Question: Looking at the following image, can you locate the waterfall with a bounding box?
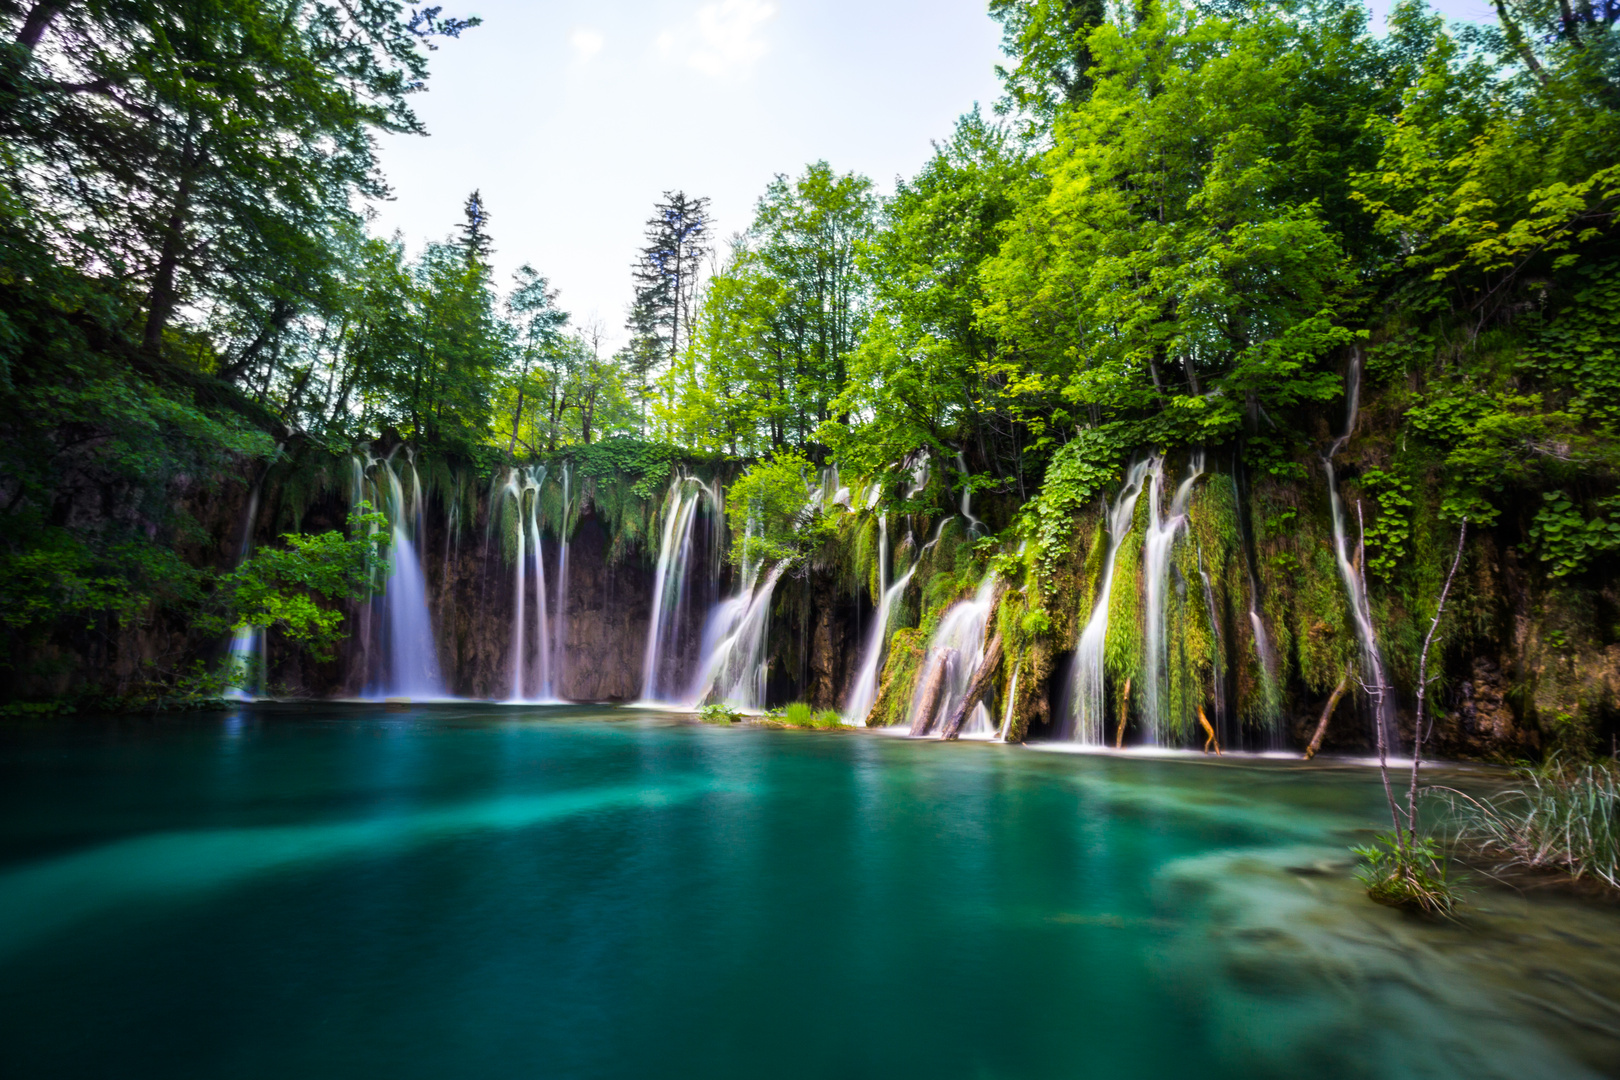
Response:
[223,483,265,701]
[906,575,998,737]
[503,465,552,702]
[1140,453,1204,745]
[1068,460,1152,745]
[820,464,851,510]
[842,516,918,725]
[640,476,715,702]
[361,449,446,700]
[1324,349,1395,748]
[996,661,1021,742]
[955,451,985,537]
[1230,474,1282,728]
[553,462,571,695]
[687,552,786,710]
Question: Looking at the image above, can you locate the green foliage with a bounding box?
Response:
[1359,468,1415,581]
[698,702,741,724]
[221,507,389,661]
[1020,428,1128,581]
[727,450,820,567]
[765,702,843,729]
[1530,492,1620,578]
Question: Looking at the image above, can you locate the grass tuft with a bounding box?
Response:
[1438,756,1620,890]
[766,702,844,729]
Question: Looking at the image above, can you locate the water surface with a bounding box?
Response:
[1,704,1616,1078]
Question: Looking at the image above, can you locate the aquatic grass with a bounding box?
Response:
[765,702,844,729]
[1436,757,1620,890]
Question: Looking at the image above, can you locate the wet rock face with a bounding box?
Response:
[552,514,657,702]
[1455,657,1522,751]
[412,504,660,701]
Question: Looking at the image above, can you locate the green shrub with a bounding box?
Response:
[698,702,741,724]
[1353,832,1462,916]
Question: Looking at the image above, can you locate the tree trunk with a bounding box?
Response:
[16,1,67,52]
[1305,669,1351,759]
[908,651,950,737]
[142,128,202,353]
[941,629,1004,740]
[1198,706,1222,755]
[1114,677,1132,748]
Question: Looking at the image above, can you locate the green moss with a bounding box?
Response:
[868,626,928,728]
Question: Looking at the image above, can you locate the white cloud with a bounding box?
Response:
[569,27,605,61]
[659,0,777,78]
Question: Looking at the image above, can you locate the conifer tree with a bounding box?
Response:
[626,191,712,419]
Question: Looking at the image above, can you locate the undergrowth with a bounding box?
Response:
[1352,833,1463,916]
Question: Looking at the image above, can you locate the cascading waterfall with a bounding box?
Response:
[363,449,445,699]
[906,574,998,737]
[639,476,715,702]
[223,484,266,701]
[1069,460,1152,745]
[996,661,1021,742]
[955,451,985,537]
[1323,349,1396,749]
[842,516,918,725]
[553,462,571,694]
[1232,475,1283,729]
[503,464,552,702]
[687,529,785,709]
[1140,453,1205,745]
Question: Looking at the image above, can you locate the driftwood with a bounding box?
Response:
[941,630,1004,740]
[1114,678,1132,748]
[1198,706,1222,755]
[908,651,951,737]
[1304,668,1352,760]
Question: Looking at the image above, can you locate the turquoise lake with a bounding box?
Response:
[1,704,1617,1078]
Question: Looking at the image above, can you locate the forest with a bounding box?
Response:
[2,0,1619,774]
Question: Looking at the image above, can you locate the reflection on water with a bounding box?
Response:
[0,705,1615,1079]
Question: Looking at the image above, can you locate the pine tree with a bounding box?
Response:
[459,189,494,264]
[626,190,712,395]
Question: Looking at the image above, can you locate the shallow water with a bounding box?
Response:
[0,704,1616,1078]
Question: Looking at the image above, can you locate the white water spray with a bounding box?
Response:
[843,516,918,725]
[553,462,571,695]
[356,448,445,700]
[639,477,715,702]
[1325,349,1396,748]
[1140,453,1204,745]
[1069,460,1151,745]
[502,465,552,702]
[996,662,1021,742]
[906,575,998,737]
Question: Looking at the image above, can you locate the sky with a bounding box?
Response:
[369,0,1500,350]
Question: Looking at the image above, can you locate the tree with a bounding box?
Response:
[828,109,1035,492]
[627,190,712,417]
[459,189,495,264]
[0,0,478,373]
[989,0,1110,127]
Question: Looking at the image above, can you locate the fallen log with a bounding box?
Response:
[1198,705,1222,755]
[907,650,951,737]
[1114,678,1132,748]
[941,630,1004,740]
[1304,668,1352,760]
